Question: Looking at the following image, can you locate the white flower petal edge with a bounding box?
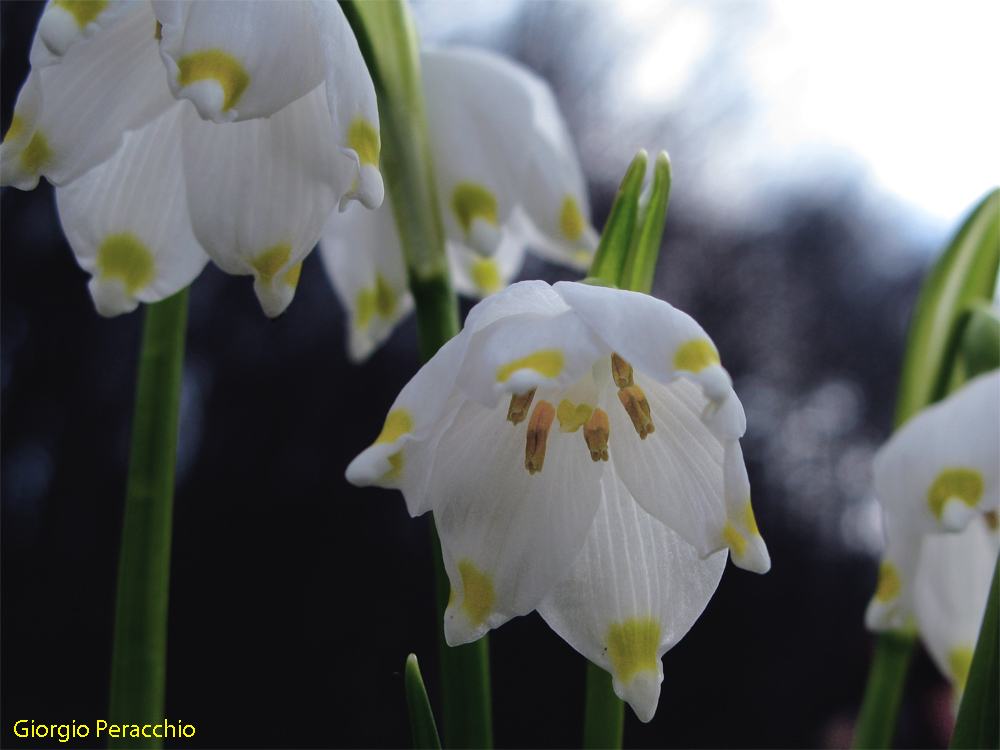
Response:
[32,0,142,67]
[179,84,346,317]
[347,281,768,722]
[318,194,414,362]
[55,103,208,316]
[538,470,727,722]
[421,47,596,267]
[865,370,1000,693]
[873,370,1000,534]
[2,2,175,190]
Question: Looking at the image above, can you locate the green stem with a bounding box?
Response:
[950,554,1000,749]
[431,523,494,749]
[854,631,916,749]
[583,661,624,750]
[107,289,188,749]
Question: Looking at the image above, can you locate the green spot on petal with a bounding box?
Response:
[3,113,24,144]
[177,49,250,112]
[559,195,584,241]
[54,0,108,28]
[375,409,413,445]
[673,338,720,373]
[348,117,380,167]
[283,261,302,289]
[949,645,974,691]
[928,468,984,520]
[873,561,901,603]
[496,350,564,384]
[457,560,494,628]
[250,243,292,285]
[722,522,747,557]
[97,233,156,295]
[354,274,396,331]
[20,129,53,174]
[471,257,502,295]
[606,618,661,684]
[451,183,498,236]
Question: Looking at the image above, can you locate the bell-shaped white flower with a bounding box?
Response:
[319,46,598,361]
[347,280,769,721]
[2,0,382,318]
[865,370,1000,695]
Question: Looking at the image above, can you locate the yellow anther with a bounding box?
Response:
[611,353,634,389]
[506,389,536,426]
[556,399,595,433]
[583,408,610,462]
[874,561,901,603]
[618,385,654,439]
[525,400,556,475]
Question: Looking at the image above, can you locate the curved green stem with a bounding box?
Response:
[108,289,188,749]
[854,631,916,749]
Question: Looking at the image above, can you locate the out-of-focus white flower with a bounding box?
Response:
[2,0,382,318]
[319,47,598,361]
[347,280,769,721]
[866,370,1000,695]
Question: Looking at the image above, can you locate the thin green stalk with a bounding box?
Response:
[950,554,1000,749]
[341,3,489,746]
[430,523,493,749]
[620,152,672,295]
[405,654,443,750]
[108,289,188,749]
[583,661,624,750]
[854,631,917,749]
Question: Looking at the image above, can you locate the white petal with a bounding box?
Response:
[54,103,208,316]
[1,70,44,189]
[31,0,141,67]
[309,0,383,209]
[462,279,572,334]
[874,370,1000,534]
[421,47,537,254]
[555,281,737,403]
[180,84,348,317]
[430,396,605,645]
[913,514,999,692]
[3,2,175,188]
[865,512,923,631]
[153,0,325,123]
[345,335,472,516]
[603,371,730,560]
[446,231,526,299]
[538,470,726,723]
[318,193,413,362]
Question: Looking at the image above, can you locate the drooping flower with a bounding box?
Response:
[319,47,598,361]
[347,280,769,721]
[2,0,382,318]
[866,370,1000,695]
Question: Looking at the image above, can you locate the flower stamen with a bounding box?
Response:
[611,353,634,389]
[525,400,555,475]
[507,388,536,426]
[583,408,610,462]
[619,385,654,439]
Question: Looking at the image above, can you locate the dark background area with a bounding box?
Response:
[2,1,988,747]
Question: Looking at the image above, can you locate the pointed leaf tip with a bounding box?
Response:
[404,653,442,750]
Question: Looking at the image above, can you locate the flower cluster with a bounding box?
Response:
[2,0,382,317]
[320,47,598,360]
[866,370,999,695]
[348,280,769,721]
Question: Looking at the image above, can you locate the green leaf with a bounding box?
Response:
[944,303,1000,392]
[405,654,443,750]
[620,151,672,295]
[895,188,999,427]
[588,150,648,288]
[108,289,189,749]
[950,555,999,750]
[853,630,917,749]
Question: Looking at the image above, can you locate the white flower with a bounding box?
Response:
[347,280,769,721]
[319,47,598,361]
[1,0,382,318]
[866,370,1000,694]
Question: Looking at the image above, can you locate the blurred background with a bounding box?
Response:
[2,1,998,747]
